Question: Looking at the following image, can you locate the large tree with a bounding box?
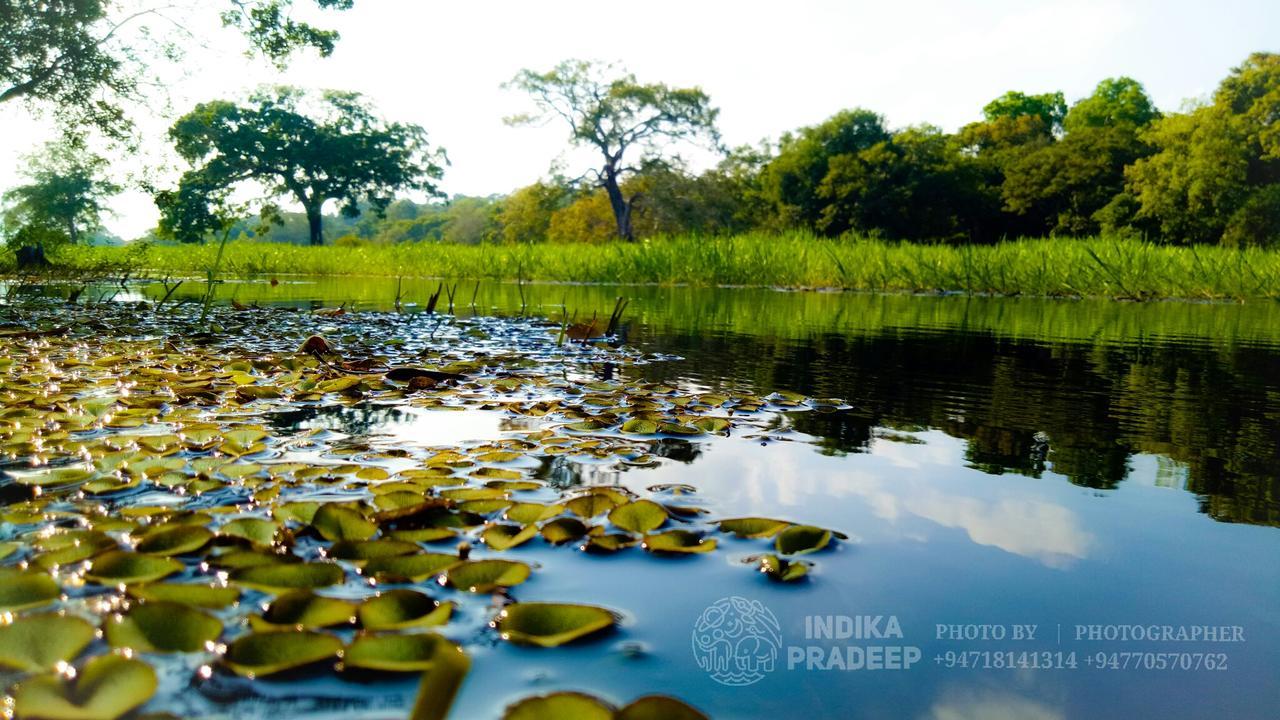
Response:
[0,0,354,139]
[2,136,119,245]
[164,86,445,245]
[505,60,720,241]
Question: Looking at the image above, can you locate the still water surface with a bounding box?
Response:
[134,278,1280,719]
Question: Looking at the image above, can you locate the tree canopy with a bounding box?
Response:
[1,136,119,246]
[161,87,445,245]
[505,59,721,241]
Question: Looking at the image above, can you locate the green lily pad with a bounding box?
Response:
[135,526,213,556]
[249,590,356,631]
[12,466,95,488]
[127,583,241,609]
[643,530,716,554]
[758,554,810,582]
[230,562,345,592]
[540,518,588,544]
[565,493,619,518]
[312,504,378,542]
[105,601,223,652]
[692,417,730,434]
[505,503,563,524]
[363,553,460,582]
[358,590,452,630]
[620,418,660,435]
[13,654,157,720]
[482,523,539,551]
[86,551,183,585]
[329,539,419,562]
[0,613,95,672]
[617,695,709,720]
[495,603,615,647]
[386,527,458,543]
[222,631,343,677]
[502,692,614,720]
[583,533,639,553]
[445,560,531,593]
[0,569,61,610]
[608,500,667,534]
[219,517,279,547]
[273,502,321,525]
[775,525,831,555]
[344,632,448,672]
[717,517,790,539]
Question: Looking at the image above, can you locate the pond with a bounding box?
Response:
[3,277,1279,720]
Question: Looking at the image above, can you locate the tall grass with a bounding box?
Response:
[29,232,1280,300]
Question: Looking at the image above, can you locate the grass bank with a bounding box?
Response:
[23,233,1280,299]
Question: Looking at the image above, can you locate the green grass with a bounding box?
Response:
[20,232,1280,300]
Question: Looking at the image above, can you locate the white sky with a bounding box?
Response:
[2,0,1277,238]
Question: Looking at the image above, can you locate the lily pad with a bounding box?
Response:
[583,533,639,553]
[105,601,223,652]
[328,539,419,562]
[717,517,790,539]
[505,503,563,524]
[565,493,620,518]
[363,553,460,582]
[617,695,709,720]
[135,525,213,556]
[445,560,531,592]
[775,525,831,555]
[359,590,452,630]
[495,603,615,647]
[222,630,343,677]
[758,554,810,582]
[312,504,378,542]
[620,418,660,435]
[230,562,345,592]
[643,530,716,554]
[219,517,279,547]
[608,500,667,534]
[343,632,448,672]
[0,569,61,610]
[127,583,241,609]
[86,551,183,585]
[540,518,588,544]
[250,590,356,631]
[13,654,157,720]
[0,613,95,672]
[502,692,614,720]
[482,523,539,551]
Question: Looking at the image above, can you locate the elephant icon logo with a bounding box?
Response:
[691,596,782,686]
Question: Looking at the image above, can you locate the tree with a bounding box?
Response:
[0,0,354,139]
[2,136,119,246]
[505,60,721,241]
[164,87,446,245]
[981,90,1068,135]
[1126,53,1280,245]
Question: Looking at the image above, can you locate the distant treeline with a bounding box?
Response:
[228,53,1279,248]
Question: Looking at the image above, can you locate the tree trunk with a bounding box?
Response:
[305,201,324,246]
[602,168,634,241]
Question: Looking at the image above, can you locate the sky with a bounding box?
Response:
[2,0,1277,239]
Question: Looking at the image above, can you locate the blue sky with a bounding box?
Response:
[2,0,1276,237]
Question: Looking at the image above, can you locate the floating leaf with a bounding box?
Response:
[407,636,470,720]
[0,613,94,672]
[502,692,614,720]
[620,418,659,435]
[230,562,345,592]
[482,523,538,551]
[495,603,615,647]
[565,493,619,518]
[505,503,562,524]
[583,533,639,553]
[363,553,460,582]
[540,518,588,544]
[105,601,223,652]
[329,539,419,562]
[643,530,716,554]
[13,654,157,720]
[250,590,356,631]
[344,632,447,672]
[445,560,531,592]
[222,631,343,676]
[86,551,183,585]
[12,466,95,488]
[312,505,378,542]
[758,554,809,582]
[220,518,279,547]
[775,525,831,555]
[717,517,790,539]
[0,569,61,610]
[692,417,730,434]
[359,590,452,631]
[608,500,667,534]
[617,696,709,720]
[128,583,240,609]
[135,526,213,556]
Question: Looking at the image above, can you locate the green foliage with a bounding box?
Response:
[162,86,445,245]
[982,90,1068,135]
[2,137,119,246]
[506,60,720,240]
